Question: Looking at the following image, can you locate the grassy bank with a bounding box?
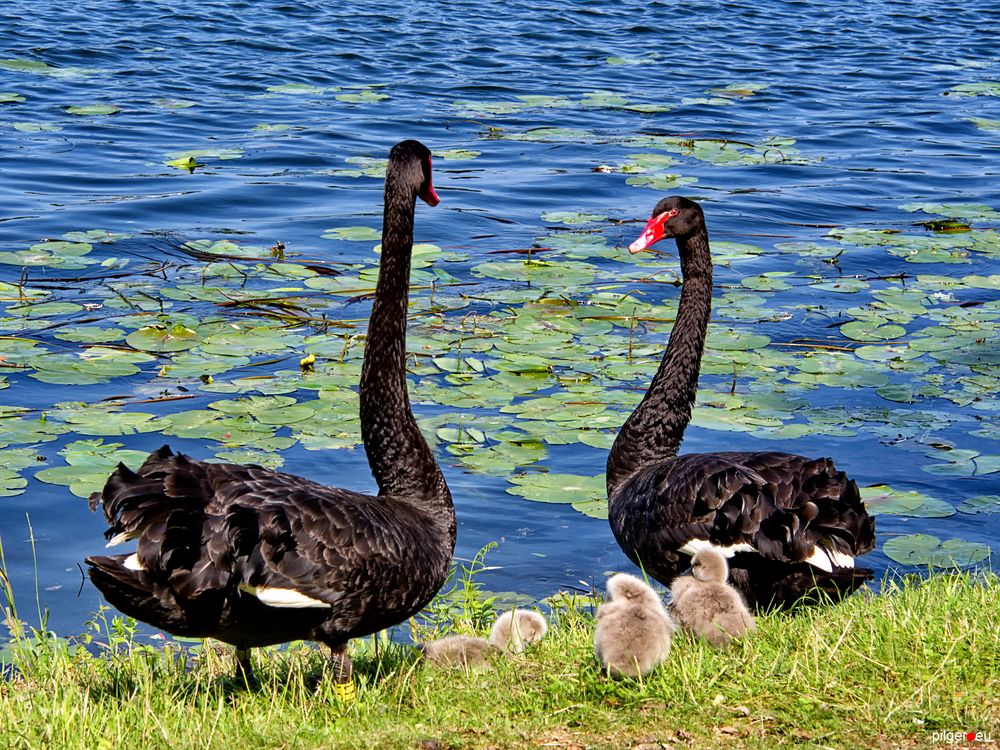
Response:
[2,572,999,749]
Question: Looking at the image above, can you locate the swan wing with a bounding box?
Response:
[90,446,430,628]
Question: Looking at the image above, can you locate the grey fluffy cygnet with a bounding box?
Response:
[594,573,674,678]
[488,609,548,654]
[670,549,755,647]
[419,635,495,669]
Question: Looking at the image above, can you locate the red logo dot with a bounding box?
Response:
[966,732,976,742]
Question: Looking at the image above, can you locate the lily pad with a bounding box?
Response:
[335,89,389,103]
[948,82,1000,97]
[126,323,202,353]
[11,122,61,132]
[266,83,328,95]
[65,103,120,116]
[899,202,1000,221]
[541,211,607,225]
[606,54,658,66]
[860,485,954,518]
[883,534,990,568]
[957,495,1000,515]
[506,472,606,505]
[322,226,380,241]
[1,59,96,77]
[35,439,150,498]
[0,469,28,497]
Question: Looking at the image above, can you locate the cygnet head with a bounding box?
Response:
[606,573,663,609]
[489,609,548,653]
[691,549,729,583]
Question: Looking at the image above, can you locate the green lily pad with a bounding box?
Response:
[57,408,159,436]
[969,117,1000,131]
[506,472,605,504]
[504,127,594,142]
[433,149,481,160]
[876,384,916,403]
[65,103,120,116]
[948,82,1000,97]
[0,92,26,103]
[606,54,658,66]
[957,495,1000,515]
[126,323,201,353]
[54,325,126,344]
[541,211,608,225]
[11,122,61,132]
[266,83,328,95]
[164,148,243,168]
[899,202,1000,221]
[707,329,771,351]
[35,439,150,498]
[1,59,96,77]
[156,99,197,109]
[709,82,769,98]
[571,498,609,519]
[580,91,629,107]
[625,173,698,191]
[214,449,285,469]
[322,226,380,241]
[883,534,990,568]
[335,89,389,103]
[860,484,954,517]
[0,469,28,497]
[841,321,906,341]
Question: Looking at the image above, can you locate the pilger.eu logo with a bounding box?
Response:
[930,730,995,744]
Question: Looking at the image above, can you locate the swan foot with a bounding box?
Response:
[234,647,257,688]
[328,643,356,704]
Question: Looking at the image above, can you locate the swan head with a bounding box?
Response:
[691,549,729,583]
[628,196,703,253]
[389,139,440,206]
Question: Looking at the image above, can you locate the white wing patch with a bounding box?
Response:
[106,531,138,548]
[679,539,757,558]
[123,553,144,571]
[827,548,855,569]
[238,583,331,609]
[802,546,856,572]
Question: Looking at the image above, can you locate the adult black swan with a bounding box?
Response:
[606,196,875,609]
[87,140,455,692]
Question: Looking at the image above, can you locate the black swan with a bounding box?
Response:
[594,573,674,678]
[606,196,875,610]
[86,140,455,693]
[670,549,755,647]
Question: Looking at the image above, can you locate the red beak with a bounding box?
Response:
[418,154,440,206]
[419,182,440,207]
[629,213,668,253]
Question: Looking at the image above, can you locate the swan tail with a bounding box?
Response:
[86,554,203,635]
[88,446,237,598]
[90,446,209,550]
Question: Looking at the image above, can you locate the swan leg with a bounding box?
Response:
[328,643,356,703]
[234,646,257,687]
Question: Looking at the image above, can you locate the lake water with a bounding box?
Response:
[1,0,998,637]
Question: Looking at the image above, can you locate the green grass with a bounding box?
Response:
[2,571,999,749]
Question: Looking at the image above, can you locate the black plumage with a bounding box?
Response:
[87,140,455,683]
[607,197,875,610]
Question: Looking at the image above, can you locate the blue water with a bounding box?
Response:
[1,0,998,636]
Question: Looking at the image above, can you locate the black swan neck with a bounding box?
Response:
[360,165,449,506]
[607,226,713,496]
